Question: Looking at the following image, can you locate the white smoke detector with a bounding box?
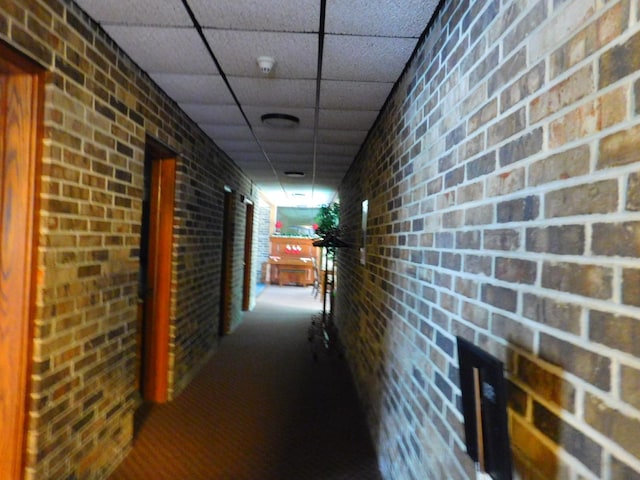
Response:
[257,56,275,75]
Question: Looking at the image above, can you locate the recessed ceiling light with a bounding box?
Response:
[291,193,306,197]
[284,171,305,177]
[261,113,300,128]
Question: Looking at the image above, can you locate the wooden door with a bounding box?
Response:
[219,190,234,335]
[0,44,42,480]
[242,201,254,311]
[138,141,176,403]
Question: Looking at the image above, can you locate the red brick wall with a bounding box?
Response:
[337,1,640,479]
[0,0,255,478]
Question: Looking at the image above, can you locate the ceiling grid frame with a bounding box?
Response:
[75,0,441,206]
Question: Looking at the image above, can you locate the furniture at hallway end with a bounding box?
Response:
[267,236,321,286]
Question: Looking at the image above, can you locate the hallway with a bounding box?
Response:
[110,286,382,480]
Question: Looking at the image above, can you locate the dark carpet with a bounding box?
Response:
[109,285,382,480]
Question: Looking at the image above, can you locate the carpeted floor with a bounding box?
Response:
[109,285,382,480]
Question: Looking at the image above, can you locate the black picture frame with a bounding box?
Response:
[456,336,512,480]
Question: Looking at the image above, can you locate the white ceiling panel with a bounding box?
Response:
[151,74,233,104]
[274,167,315,177]
[323,35,417,82]
[253,127,315,143]
[104,26,218,75]
[317,143,360,156]
[318,129,368,144]
[244,107,316,130]
[179,104,246,125]
[232,155,264,166]
[243,153,310,168]
[246,172,282,184]
[316,174,352,184]
[326,0,440,37]
[231,78,317,109]
[320,81,394,110]
[79,0,440,206]
[204,30,318,79]
[238,164,276,174]
[75,0,191,26]
[214,140,262,154]
[264,152,312,163]
[319,109,380,130]
[188,0,320,32]
[261,141,314,155]
[275,171,315,180]
[316,154,357,166]
[200,124,254,141]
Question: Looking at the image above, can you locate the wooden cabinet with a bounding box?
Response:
[267,236,320,286]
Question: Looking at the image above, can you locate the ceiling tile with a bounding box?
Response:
[316,172,349,183]
[244,106,316,130]
[230,78,316,109]
[188,0,320,32]
[273,164,315,175]
[76,0,192,26]
[326,0,440,37]
[317,129,368,144]
[179,103,246,124]
[244,174,281,189]
[320,80,393,110]
[323,35,417,82]
[150,74,234,103]
[253,127,314,143]
[318,109,379,130]
[203,30,317,78]
[265,152,313,164]
[276,172,315,182]
[77,0,441,206]
[103,26,217,75]
[200,124,254,141]
[229,152,265,163]
[317,143,360,156]
[280,178,313,190]
[261,141,314,155]
[316,154,357,167]
[214,139,262,154]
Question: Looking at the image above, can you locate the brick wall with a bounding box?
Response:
[256,198,273,284]
[0,0,255,478]
[337,0,640,479]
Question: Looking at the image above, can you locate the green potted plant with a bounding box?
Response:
[314,202,340,238]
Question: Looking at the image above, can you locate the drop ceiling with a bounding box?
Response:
[75,0,440,206]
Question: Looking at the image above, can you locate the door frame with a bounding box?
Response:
[242,199,254,311]
[219,187,234,335]
[0,42,43,480]
[139,139,176,403]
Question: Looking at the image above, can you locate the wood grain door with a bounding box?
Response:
[138,141,176,403]
[0,44,42,480]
